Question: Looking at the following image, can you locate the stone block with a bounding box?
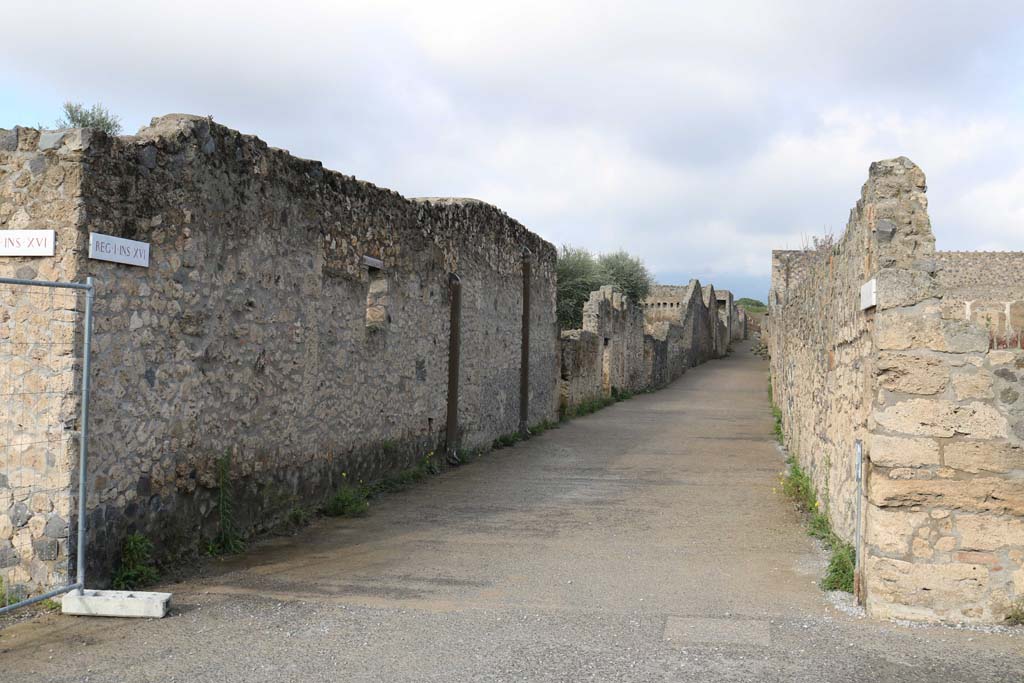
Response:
[869,476,1024,515]
[37,131,65,151]
[32,538,59,561]
[865,556,989,621]
[876,269,938,310]
[950,370,994,400]
[0,541,19,568]
[866,506,926,555]
[953,551,998,565]
[875,307,989,353]
[955,515,1024,551]
[0,128,17,152]
[874,399,1008,438]
[988,350,1019,366]
[62,589,171,619]
[877,352,948,395]
[869,434,940,468]
[944,440,1021,474]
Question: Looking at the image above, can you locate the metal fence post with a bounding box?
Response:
[76,276,94,593]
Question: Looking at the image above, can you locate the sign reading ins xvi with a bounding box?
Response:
[89,232,150,268]
[0,230,56,256]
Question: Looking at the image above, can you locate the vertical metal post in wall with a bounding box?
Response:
[854,439,864,602]
[445,273,462,461]
[519,247,531,437]
[76,277,94,593]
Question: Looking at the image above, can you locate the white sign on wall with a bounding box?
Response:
[860,278,877,310]
[0,230,56,256]
[89,233,150,268]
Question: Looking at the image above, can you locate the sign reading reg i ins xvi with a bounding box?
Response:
[0,230,56,256]
[89,232,150,268]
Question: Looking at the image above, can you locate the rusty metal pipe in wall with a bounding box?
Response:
[519,247,532,437]
[446,273,462,461]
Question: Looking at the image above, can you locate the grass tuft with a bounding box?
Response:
[112,532,160,590]
[1007,598,1024,626]
[323,486,370,517]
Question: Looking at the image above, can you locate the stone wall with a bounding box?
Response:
[769,156,1024,623]
[644,281,719,368]
[1,116,559,593]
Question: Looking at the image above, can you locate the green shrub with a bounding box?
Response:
[772,405,784,444]
[822,540,855,592]
[1007,598,1024,626]
[782,457,816,512]
[492,432,522,449]
[112,533,159,590]
[56,101,122,135]
[736,298,768,315]
[323,487,370,517]
[556,245,653,330]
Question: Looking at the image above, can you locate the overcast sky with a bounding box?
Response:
[3,1,1023,299]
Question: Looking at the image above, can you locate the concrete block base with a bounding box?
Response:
[62,589,171,618]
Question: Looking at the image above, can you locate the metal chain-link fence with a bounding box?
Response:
[0,276,93,614]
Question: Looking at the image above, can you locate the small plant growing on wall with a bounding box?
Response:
[112,533,160,590]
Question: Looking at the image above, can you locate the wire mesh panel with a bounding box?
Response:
[0,277,92,613]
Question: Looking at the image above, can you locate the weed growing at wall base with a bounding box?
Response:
[1007,598,1024,626]
[323,486,370,517]
[208,454,246,556]
[112,533,160,590]
[781,455,854,593]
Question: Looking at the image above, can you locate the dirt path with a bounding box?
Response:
[2,343,1021,682]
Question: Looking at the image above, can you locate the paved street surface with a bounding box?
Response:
[2,343,1021,682]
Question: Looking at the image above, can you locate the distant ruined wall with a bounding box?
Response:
[770,157,1024,624]
[935,252,1024,348]
[558,278,740,414]
[1,117,559,593]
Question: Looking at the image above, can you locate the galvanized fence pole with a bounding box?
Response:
[76,276,94,593]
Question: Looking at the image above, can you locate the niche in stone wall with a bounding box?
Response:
[364,257,390,329]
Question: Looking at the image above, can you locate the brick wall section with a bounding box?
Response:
[770,156,1024,623]
[1,115,560,592]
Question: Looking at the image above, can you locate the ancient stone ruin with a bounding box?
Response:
[0,116,744,598]
[769,157,1024,623]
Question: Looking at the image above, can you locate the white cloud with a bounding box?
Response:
[2,1,1023,298]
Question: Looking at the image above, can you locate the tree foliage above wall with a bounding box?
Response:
[556,245,652,329]
[736,297,767,314]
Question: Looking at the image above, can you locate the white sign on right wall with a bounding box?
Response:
[88,233,150,268]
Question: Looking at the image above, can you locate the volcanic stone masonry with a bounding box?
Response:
[769,157,1024,624]
[0,115,745,598]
